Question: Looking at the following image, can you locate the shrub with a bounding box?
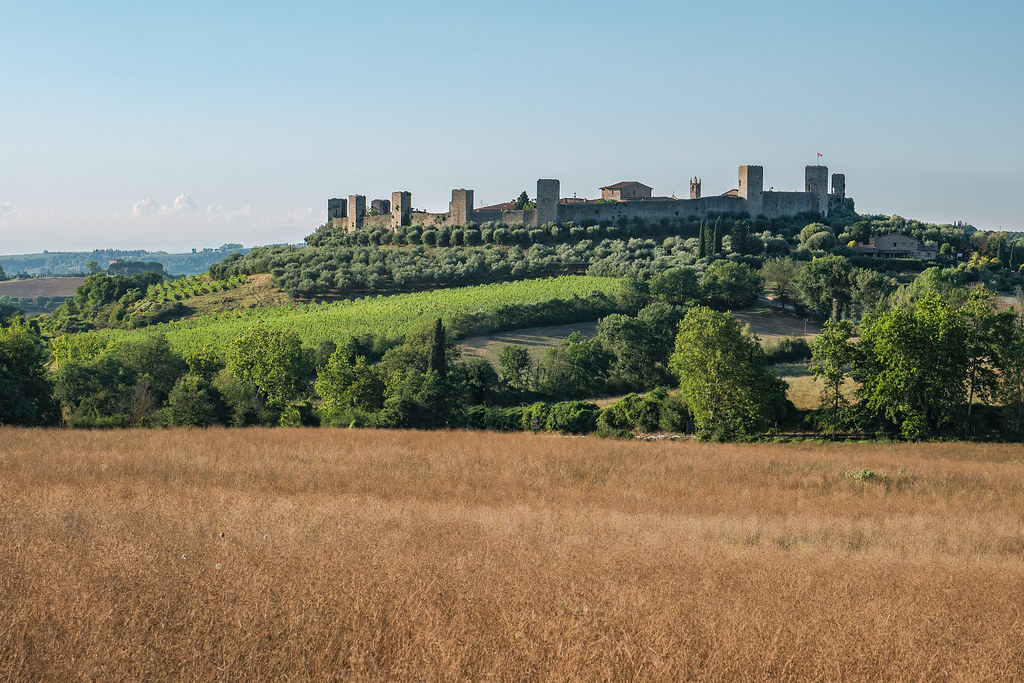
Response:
[520,402,549,432]
[545,401,600,434]
[764,336,813,364]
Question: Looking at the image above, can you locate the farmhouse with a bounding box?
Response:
[854,234,938,260]
[328,163,854,232]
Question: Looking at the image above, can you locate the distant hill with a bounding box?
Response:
[0,244,251,277]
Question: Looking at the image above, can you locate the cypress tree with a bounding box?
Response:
[698,222,707,259]
[713,217,723,255]
[428,318,447,381]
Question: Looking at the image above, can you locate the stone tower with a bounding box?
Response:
[449,189,474,225]
[391,191,411,228]
[738,165,763,217]
[831,173,846,199]
[805,166,829,214]
[347,194,366,232]
[689,177,701,200]
[328,197,347,228]
[536,179,560,226]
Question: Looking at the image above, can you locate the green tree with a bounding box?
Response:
[85,260,103,275]
[378,369,457,429]
[428,318,448,381]
[799,222,830,245]
[165,375,217,427]
[498,344,533,390]
[636,301,687,367]
[0,264,7,281]
[730,219,753,255]
[697,222,707,259]
[995,306,1024,433]
[0,318,59,425]
[649,266,700,307]
[669,306,789,438]
[512,191,534,210]
[537,331,612,399]
[960,286,1011,418]
[892,267,967,308]
[225,323,310,409]
[315,344,385,423]
[809,319,854,438]
[761,257,803,311]
[854,293,969,439]
[597,313,659,389]
[700,260,762,310]
[794,254,852,320]
[849,268,895,319]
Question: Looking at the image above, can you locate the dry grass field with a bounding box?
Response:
[459,321,600,363]
[0,277,84,298]
[2,429,1023,680]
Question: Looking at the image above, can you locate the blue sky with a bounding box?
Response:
[1,0,1021,253]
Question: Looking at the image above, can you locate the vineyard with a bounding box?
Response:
[56,276,626,359]
[146,274,247,303]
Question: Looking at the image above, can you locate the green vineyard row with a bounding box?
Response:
[55,276,625,361]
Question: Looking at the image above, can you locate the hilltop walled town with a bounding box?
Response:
[328,164,855,233]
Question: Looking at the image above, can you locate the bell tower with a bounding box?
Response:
[689,177,701,199]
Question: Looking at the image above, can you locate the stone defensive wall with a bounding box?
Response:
[328,164,850,232]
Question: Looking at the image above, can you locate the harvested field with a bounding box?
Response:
[733,304,820,343]
[0,276,84,298]
[458,305,818,365]
[2,429,1023,680]
[459,321,599,362]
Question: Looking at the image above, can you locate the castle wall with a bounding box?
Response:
[409,211,447,227]
[558,196,747,224]
[760,191,815,218]
[361,214,392,230]
[332,164,847,232]
[471,209,535,226]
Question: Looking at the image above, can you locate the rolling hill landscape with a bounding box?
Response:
[3,1,1024,678]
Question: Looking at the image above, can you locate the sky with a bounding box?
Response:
[1,0,1022,254]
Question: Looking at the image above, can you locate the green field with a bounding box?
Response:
[56,276,624,358]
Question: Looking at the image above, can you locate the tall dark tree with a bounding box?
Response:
[428,318,448,381]
[0,318,59,426]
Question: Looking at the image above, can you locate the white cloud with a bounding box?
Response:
[0,201,20,225]
[204,204,254,223]
[131,198,161,216]
[131,193,198,217]
[169,193,197,213]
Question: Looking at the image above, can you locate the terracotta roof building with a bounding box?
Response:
[600,181,653,201]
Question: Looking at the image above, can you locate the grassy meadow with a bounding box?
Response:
[2,429,1023,680]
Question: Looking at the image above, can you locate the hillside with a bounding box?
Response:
[57,276,626,357]
[0,245,251,277]
[0,277,84,298]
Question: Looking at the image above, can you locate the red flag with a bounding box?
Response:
[817,152,823,158]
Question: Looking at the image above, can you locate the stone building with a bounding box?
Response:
[854,234,937,260]
[328,163,853,231]
[600,181,653,201]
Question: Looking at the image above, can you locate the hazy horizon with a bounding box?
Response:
[3,1,1021,254]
